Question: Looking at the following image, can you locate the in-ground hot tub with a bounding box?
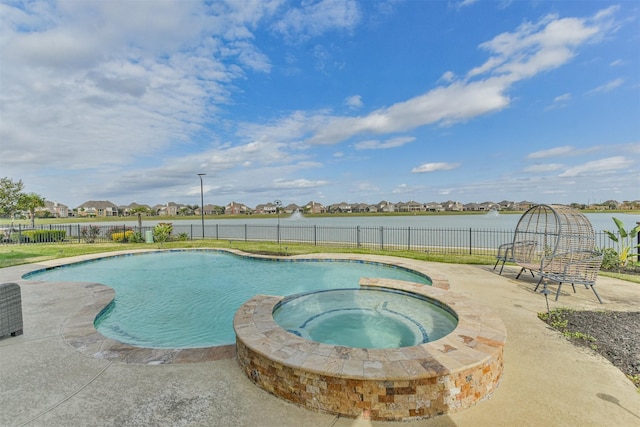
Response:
[272,287,458,349]
[234,278,506,421]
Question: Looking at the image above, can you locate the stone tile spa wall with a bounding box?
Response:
[234,278,506,421]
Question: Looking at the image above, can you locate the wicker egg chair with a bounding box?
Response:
[495,204,603,303]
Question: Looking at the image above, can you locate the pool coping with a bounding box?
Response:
[19,248,448,364]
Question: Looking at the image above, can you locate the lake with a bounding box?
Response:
[120,212,638,233]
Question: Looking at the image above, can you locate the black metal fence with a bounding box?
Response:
[0,223,627,257]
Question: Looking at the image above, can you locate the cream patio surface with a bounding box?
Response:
[1,250,639,427]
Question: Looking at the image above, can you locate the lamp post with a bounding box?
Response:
[274,199,282,253]
[197,173,206,239]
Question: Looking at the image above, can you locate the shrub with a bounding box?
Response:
[603,217,640,267]
[600,247,621,271]
[107,226,134,240]
[129,231,145,243]
[176,232,189,241]
[153,223,173,244]
[10,230,66,243]
[111,230,135,242]
[80,225,101,243]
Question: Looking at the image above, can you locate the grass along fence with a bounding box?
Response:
[0,223,627,258]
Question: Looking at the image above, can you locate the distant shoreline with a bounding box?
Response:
[1,209,638,226]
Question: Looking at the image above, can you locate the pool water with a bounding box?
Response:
[273,288,457,348]
[25,251,431,348]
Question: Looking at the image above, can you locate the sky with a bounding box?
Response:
[1,0,639,209]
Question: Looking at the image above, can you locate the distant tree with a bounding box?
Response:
[0,177,24,220]
[129,205,149,229]
[18,192,45,227]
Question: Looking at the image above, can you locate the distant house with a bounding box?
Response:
[225,201,250,215]
[479,202,499,211]
[37,201,69,218]
[377,201,395,213]
[76,200,118,217]
[442,200,463,212]
[303,201,325,214]
[255,203,277,214]
[517,201,536,211]
[153,202,187,216]
[284,203,301,214]
[201,204,219,215]
[328,202,352,213]
[424,202,444,212]
[152,204,166,215]
[396,201,423,212]
[497,200,515,211]
[352,203,370,213]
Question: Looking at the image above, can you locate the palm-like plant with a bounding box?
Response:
[603,217,640,268]
[129,206,149,229]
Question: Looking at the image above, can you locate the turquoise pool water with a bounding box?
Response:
[25,251,431,348]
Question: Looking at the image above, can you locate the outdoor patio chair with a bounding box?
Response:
[494,240,537,275]
[0,282,23,337]
[534,250,604,304]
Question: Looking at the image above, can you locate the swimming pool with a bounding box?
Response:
[25,250,431,348]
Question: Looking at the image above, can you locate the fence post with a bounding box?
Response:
[356,226,360,248]
[77,224,81,243]
[637,222,640,261]
[469,228,472,255]
[380,226,384,251]
[245,224,248,241]
[314,225,317,246]
[407,226,411,251]
[216,223,219,240]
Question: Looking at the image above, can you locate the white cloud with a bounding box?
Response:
[558,156,633,177]
[544,92,572,111]
[392,184,410,194]
[439,71,456,83]
[586,78,624,95]
[345,95,363,109]
[456,0,480,8]
[523,163,564,173]
[553,93,572,103]
[273,178,329,189]
[293,8,611,146]
[411,162,461,173]
[354,136,415,150]
[467,13,603,80]
[272,0,360,41]
[0,0,279,174]
[306,78,512,145]
[527,146,576,159]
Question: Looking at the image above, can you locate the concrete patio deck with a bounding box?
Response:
[1,251,639,427]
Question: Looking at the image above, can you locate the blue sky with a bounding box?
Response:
[1,0,638,209]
